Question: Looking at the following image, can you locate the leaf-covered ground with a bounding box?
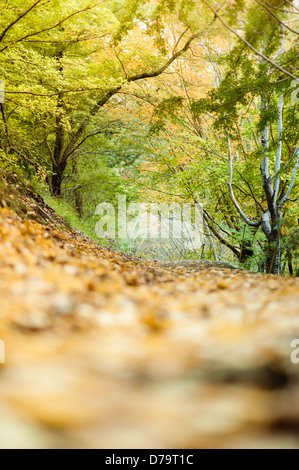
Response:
[0,176,299,449]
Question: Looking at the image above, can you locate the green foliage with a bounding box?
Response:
[42,192,98,241]
[0,149,18,172]
[150,96,184,132]
[0,0,297,273]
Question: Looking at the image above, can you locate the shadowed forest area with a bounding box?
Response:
[0,0,299,450]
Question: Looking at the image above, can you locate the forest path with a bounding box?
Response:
[0,188,299,448]
[159,259,240,272]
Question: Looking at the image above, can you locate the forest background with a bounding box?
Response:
[0,0,298,275]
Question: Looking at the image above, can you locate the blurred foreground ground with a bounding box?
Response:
[0,176,299,449]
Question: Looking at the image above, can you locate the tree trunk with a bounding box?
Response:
[75,190,83,218]
[266,228,281,274]
[72,154,84,218]
[50,51,66,198]
[288,248,294,276]
[258,260,265,273]
[239,243,254,264]
[200,243,205,260]
[51,160,67,196]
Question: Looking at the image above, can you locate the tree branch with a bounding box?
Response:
[234,167,265,212]
[0,2,101,53]
[202,210,240,257]
[127,33,200,83]
[63,32,201,159]
[201,0,299,80]
[226,129,261,227]
[278,146,299,208]
[273,94,284,207]
[263,0,299,15]
[253,0,299,35]
[0,0,45,43]
[284,0,299,13]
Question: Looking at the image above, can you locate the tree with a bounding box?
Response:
[0,0,210,197]
[122,0,298,271]
[195,0,299,273]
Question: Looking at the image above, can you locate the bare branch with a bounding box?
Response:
[233,167,265,212]
[0,2,102,53]
[63,32,203,159]
[201,0,299,80]
[66,124,120,158]
[226,129,262,227]
[202,210,240,257]
[113,49,128,80]
[172,27,190,54]
[279,146,299,208]
[127,33,200,83]
[271,143,299,181]
[0,0,45,43]
[284,0,299,13]
[263,0,299,14]
[253,0,299,35]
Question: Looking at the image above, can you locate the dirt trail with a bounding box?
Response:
[0,177,299,448]
[160,259,241,271]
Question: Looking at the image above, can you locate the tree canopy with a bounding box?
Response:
[0,0,298,274]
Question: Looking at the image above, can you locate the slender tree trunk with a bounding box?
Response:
[72,155,83,218]
[74,191,83,218]
[50,52,66,197]
[200,243,205,260]
[288,248,294,276]
[258,260,265,273]
[265,220,281,274]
